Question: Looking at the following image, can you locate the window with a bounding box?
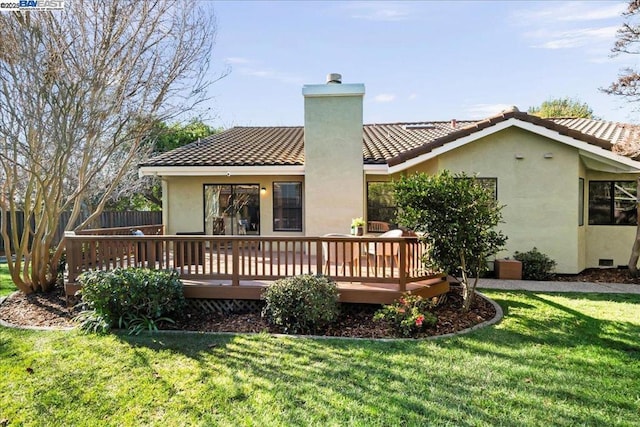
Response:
[367,182,396,232]
[454,177,498,199]
[588,181,636,225]
[475,178,498,200]
[203,184,260,235]
[273,182,302,231]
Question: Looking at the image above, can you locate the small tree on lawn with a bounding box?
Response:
[394,171,507,311]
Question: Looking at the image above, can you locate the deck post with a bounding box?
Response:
[65,235,78,284]
[398,239,407,292]
[232,239,240,286]
[316,239,323,275]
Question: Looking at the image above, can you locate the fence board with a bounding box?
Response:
[0,210,162,252]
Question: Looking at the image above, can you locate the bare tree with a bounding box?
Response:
[603,1,640,103]
[603,1,640,275]
[0,1,224,293]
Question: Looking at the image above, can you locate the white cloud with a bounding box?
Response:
[464,103,515,119]
[408,93,418,100]
[342,1,411,22]
[528,26,619,49]
[513,2,625,25]
[224,57,251,65]
[559,3,627,22]
[374,93,396,103]
[511,1,624,60]
[233,65,305,85]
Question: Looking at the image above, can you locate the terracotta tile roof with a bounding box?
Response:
[141,126,305,167]
[140,111,639,168]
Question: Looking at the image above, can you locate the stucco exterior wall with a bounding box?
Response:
[412,127,582,273]
[303,85,365,236]
[584,171,637,269]
[163,175,304,236]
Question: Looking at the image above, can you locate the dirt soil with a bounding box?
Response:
[0,285,496,339]
[553,267,640,284]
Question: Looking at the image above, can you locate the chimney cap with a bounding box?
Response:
[326,73,342,84]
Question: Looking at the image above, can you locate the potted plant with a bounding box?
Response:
[351,217,365,236]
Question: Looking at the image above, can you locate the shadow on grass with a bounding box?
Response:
[487,291,640,353]
[93,291,640,425]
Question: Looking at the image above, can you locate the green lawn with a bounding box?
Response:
[1,291,639,426]
[0,262,17,296]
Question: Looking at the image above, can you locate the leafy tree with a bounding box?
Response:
[394,171,507,311]
[0,1,222,293]
[528,97,594,118]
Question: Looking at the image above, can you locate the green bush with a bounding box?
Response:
[76,268,185,334]
[513,248,557,280]
[374,294,437,338]
[262,275,340,334]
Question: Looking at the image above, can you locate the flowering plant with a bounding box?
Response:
[351,217,365,227]
[373,294,437,337]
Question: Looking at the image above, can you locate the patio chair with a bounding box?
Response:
[367,229,403,272]
[321,234,356,275]
[368,221,391,233]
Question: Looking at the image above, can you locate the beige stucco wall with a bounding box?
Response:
[303,86,365,236]
[584,171,638,269]
[405,127,583,273]
[162,175,304,236]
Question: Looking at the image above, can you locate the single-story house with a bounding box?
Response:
[139,73,640,274]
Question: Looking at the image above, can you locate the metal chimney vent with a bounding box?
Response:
[326,73,342,84]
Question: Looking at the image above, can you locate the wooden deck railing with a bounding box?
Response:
[65,234,436,292]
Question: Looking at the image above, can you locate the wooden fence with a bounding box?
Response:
[0,211,162,252]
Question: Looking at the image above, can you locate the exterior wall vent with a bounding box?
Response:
[598,259,614,267]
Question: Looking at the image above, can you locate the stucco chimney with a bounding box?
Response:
[302,74,365,237]
[451,119,457,129]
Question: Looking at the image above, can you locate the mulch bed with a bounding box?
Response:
[552,267,640,284]
[0,285,496,339]
[2,267,636,337]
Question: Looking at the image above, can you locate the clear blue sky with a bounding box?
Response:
[200,0,636,128]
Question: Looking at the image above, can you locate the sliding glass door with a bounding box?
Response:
[204,184,260,235]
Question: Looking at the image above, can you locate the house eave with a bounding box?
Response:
[386,118,640,175]
[363,164,389,175]
[138,165,306,178]
[579,150,640,173]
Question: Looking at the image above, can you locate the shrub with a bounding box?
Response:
[513,248,557,280]
[76,268,185,334]
[394,171,507,311]
[262,275,339,334]
[374,294,437,338]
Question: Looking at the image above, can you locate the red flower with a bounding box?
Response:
[415,315,425,327]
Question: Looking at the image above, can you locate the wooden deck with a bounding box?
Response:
[64,230,450,304]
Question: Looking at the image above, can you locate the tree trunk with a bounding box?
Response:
[629,176,640,277]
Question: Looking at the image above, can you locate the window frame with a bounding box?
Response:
[588,180,637,226]
[366,181,397,233]
[272,181,303,232]
[579,178,584,227]
[202,183,261,235]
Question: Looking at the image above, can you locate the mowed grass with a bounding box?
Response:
[0,262,17,296]
[1,291,639,426]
